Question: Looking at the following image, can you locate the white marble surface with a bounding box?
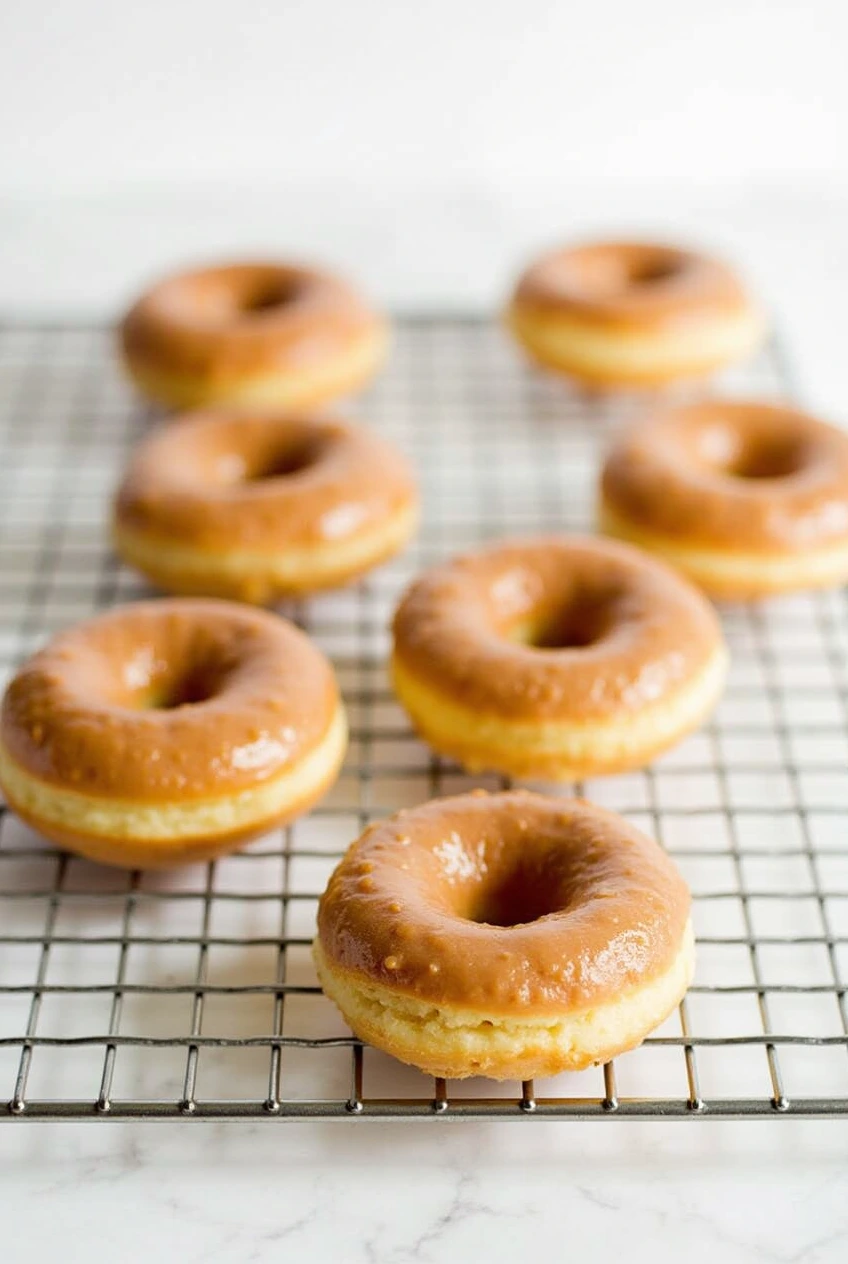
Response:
[2,1118,847,1262]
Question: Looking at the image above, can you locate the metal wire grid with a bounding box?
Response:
[0,317,847,1121]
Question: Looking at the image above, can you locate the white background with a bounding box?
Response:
[2,1,848,410]
[2,5,848,1260]
[3,0,848,195]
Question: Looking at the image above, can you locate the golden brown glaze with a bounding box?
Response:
[317,790,691,1017]
[511,241,752,331]
[120,261,384,386]
[114,411,417,551]
[601,401,848,552]
[392,537,723,722]
[0,599,339,801]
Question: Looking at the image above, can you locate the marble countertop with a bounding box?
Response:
[4,1118,847,1262]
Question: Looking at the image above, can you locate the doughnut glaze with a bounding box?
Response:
[113,412,419,602]
[315,790,695,1079]
[506,241,765,388]
[120,261,387,411]
[0,599,347,867]
[391,536,727,778]
[600,400,848,598]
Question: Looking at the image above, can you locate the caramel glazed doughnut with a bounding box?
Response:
[391,536,727,779]
[315,791,695,1080]
[120,261,388,411]
[506,240,765,388]
[0,600,347,868]
[113,412,419,603]
[600,400,848,600]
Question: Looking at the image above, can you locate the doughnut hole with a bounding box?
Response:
[561,244,686,301]
[696,423,809,482]
[204,424,329,486]
[499,577,621,652]
[143,661,228,710]
[75,634,245,713]
[466,863,565,927]
[624,254,682,287]
[234,273,302,316]
[424,824,594,929]
[242,434,325,481]
[169,268,304,325]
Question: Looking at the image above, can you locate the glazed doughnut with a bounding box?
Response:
[506,241,765,388]
[600,401,848,600]
[391,536,727,779]
[314,790,694,1080]
[0,599,346,868]
[120,261,387,411]
[113,412,419,603]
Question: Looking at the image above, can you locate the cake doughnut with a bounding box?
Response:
[391,536,727,779]
[600,400,848,600]
[120,261,387,411]
[314,790,695,1080]
[0,599,346,868]
[506,240,765,389]
[113,412,419,603]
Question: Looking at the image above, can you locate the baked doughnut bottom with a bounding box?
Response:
[314,921,695,1080]
[506,308,764,389]
[112,500,419,603]
[390,647,728,780]
[599,499,848,600]
[0,705,347,869]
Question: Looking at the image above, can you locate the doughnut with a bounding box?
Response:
[120,261,387,411]
[314,790,695,1080]
[506,240,765,388]
[391,536,726,779]
[0,599,346,868]
[113,412,419,603]
[600,400,848,600]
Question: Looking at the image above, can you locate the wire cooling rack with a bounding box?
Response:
[0,317,847,1122]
